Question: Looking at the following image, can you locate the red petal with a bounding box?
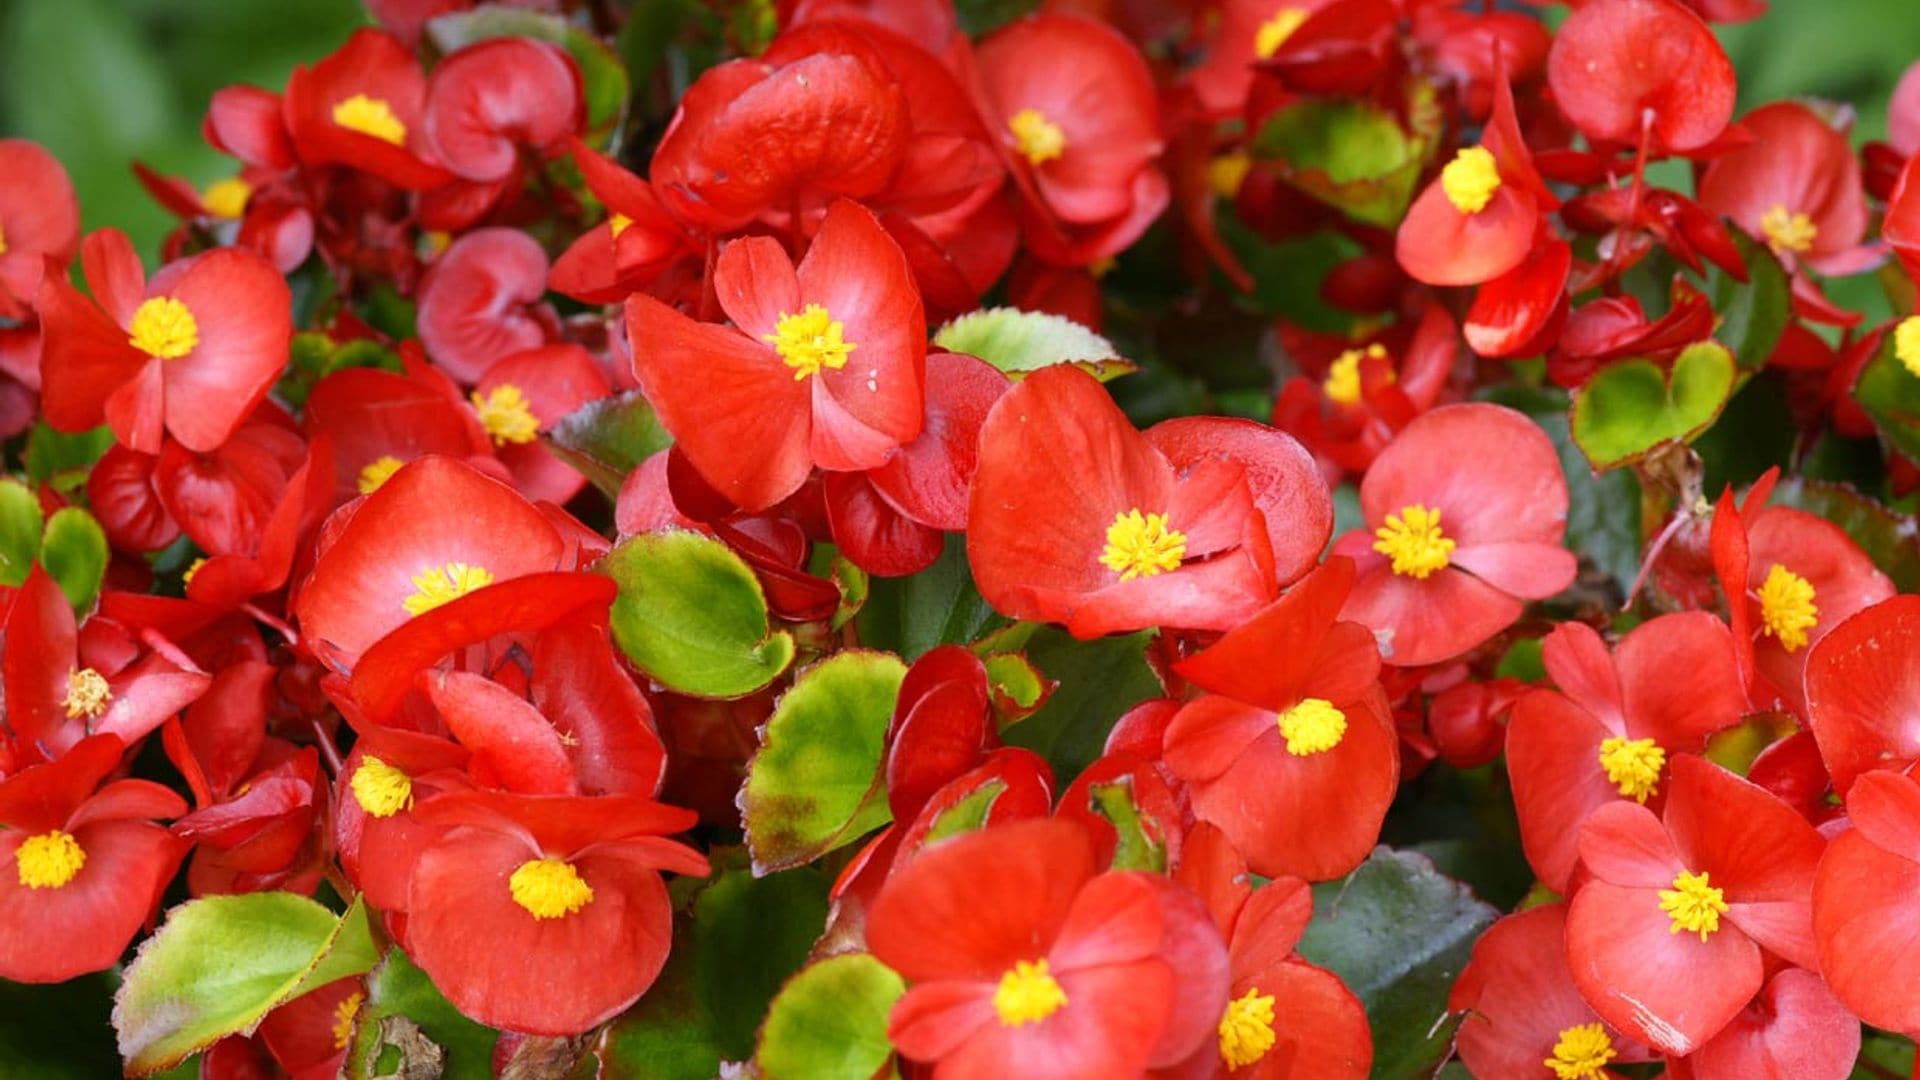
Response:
[1566,881,1761,1055]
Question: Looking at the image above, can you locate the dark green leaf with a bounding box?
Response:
[545,390,675,499]
[0,971,123,1078]
[855,533,1004,660]
[693,865,830,1058]
[1710,233,1791,372]
[1854,330,1920,463]
[1001,628,1162,780]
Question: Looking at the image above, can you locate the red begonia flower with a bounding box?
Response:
[38,229,292,454]
[256,976,364,1080]
[1545,0,1735,156]
[153,417,307,558]
[1163,559,1397,881]
[0,138,80,319]
[0,734,188,982]
[184,436,335,610]
[1506,614,1746,891]
[204,85,297,174]
[175,745,326,896]
[967,364,1277,638]
[1803,596,1920,795]
[283,28,453,190]
[1811,769,1920,1034]
[550,139,696,305]
[423,37,583,183]
[1548,286,1715,389]
[1397,72,1554,287]
[867,350,1009,534]
[1186,0,1338,120]
[303,354,494,503]
[1144,415,1332,589]
[470,344,612,505]
[1334,402,1575,667]
[1698,102,1873,276]
[416,227,557,384]
[333,723,471,914]
[1566,756,1825,1056]
[1664,967,1859,1080]
[1271,304,1459,482]
[627,199,926,511]
[1463,235,1572,358]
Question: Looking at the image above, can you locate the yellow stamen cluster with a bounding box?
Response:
[1209,152,1252,200]
[1278,698,1348,756]
[1217,988,1278,1069]
[357,454,406,495]
[765,304,857,380]
[1597,736,1666,803]
[1325,343,1389,406]
[349,756,414,819]
[1545,1023,1617,1080]
[402,561,495,617]
[608,212,634,238]
[510,857,594,919]
[63,668,112,720]
[16,830,86,889]
[128,297,199,360]
[1756,564,1818,653]
[332,991,364,1050]
[1659,870,1729,942]
[471,384,541,446]
[1099,509,1187,581]
[1254,8,1309,59]
[332,93,407,145]
[1760,204,1817,255]
[202,177,252,219]
[0,220,8,255]
[1373,504,1454,579]
[1007,108,1066,167]
[183,557,207,588]
[1441,146,1501,215]
[993,958,1068,1027]
[1896,315,1920,378]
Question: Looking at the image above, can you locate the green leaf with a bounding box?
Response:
[923,778,1006,844]
[1001,628,1162,780]
[605,530,796,699]
[1251,91,1436,228]
[40,507,110,614]
[694,865,830,1058]
[22,422,114,489]
[754,954,905,1080]
[933,307,1135,381]
[1854,329,1920,463]
[425,6,629,138]
[545,390,675,499]
[1771,476,1920,592]
[983,651,1053,725]
[1711,233,1791,371]
[115,895,378,1075]
[1088,777,1167,872]
[0,971,123,1077]
[345,949,498,1080]
[1570,341,1736,471]
[1296,847,1498,1079]
[742,650,905,873]
[0,479,44,588]
[855,533,1004,660]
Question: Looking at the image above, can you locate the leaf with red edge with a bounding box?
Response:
[1570,341,1736,471]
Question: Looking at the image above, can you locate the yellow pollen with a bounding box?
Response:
[1760,204,1817,255]
[424,230,452,257]
[331,991,364,1050]
[202,176,252,219]
[63,668,112,720]
[1441,146,1501,215]
[357,455,406,495]
[1545,1023,1617,1080]
[471,384,540,445]
[1897,316,1920,378]
[1373,504,1454,579]
[183,557,207,587]
[0,220,9,255]
[1254,8,1309,59]
[15,830,86,889]
[1008,108,1066,167]
[1278,698,1347,756]
[609,212,634,238]
[1099,509,1187,581]
[764,303,857,380]
[1209,152,1252,199]
[1217,988,1278,1069]
[402,562,495,617]
[1756,564,1818,653]
[349,756,414,819]
[1324,343,1389,406]
[1597,737,1666,803]
[509,857,594,919]
[1659,870,1729,942]
[332,93,407,145]
[993,959,1067,1027]
[127,297,199,360]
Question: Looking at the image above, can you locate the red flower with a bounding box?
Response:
[416,228,557,385]
[1803,595,1920,796]
[423,38,582,183]
[1698,102,1873,276]
[1812,768,1920,1034]
[0,734,188,983]
[1450,903,1654,1080]
[404,789,707,1035]
[0,138,79,321]
[549,140,696,305]
[967,364,1278,638]
[1185,0,1337,119]
[470,344,613,505]
[1334,403,1575,667]
[1163,558,1398,881]
[1545,0,1735,156]
[38,229,292,453]
[1664,968,1860,1080]
[867,818,1229,1079]
[303,347,494,503]
[1567,755,1825,1055]
[626,199,926,511]
[1397,72,1555,287]
[283,28,452,190]
[1506,615,1746,891]
[1271,304,1459,481]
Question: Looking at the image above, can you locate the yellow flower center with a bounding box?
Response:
[349,756,414,819]
[1373,504,1454,579]
[1760,204,1817,255]
[202,176,253,219]
[1897,316,1920,378]
[331,991,364,1050]
[183,557,207,587]
[127,297,199,360]
[993,958,1068,1027]
[1278,698,1347,756]
[1099,509,1187,581]
[764,303,857,380]
[1217,988,1278,1069]
[1254,7,1309,59]
[471,384,541,446]
[63,668,113,720]
[357,455,406,495]
[1659,870,1729,942]
[1209,152,1252,199]
[1597,736,1666,803]
[16,829,86,889]
[509,857,594,920]
[0,221,7,255]
[1545,1022,1617,1080]
[402,561,495,617]
[609,212,634,238]
[1441,146,1501,215]
[1756,563,1818,653]
[1324,343,1390,406]
[1008,108,1066,167]
[332,93,407,146]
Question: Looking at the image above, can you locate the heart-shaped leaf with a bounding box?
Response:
[40,506,109,614]
[0,479,43,588]
[1571,340,1736,471]
[754,953,904,1080]
[605,529,795,699]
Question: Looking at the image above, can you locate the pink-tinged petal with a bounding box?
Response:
[1047,871,1165,972]
[1566,881,1761,1056]
[158,248,293,452]
[1340,563,1521,667]
[1812,828,1920,1033]
[1616,613,1746,750]
[802,200,926,450]
[869,351,1008,531]
[888,979,997,1062]
[1164,697,1278,785]
[1359,402,1568,549]
[1145,416,1333,587]
[416,228,551,384]
[1508,689,1628,893]
[1576,800,1684,889]
[1449,541,1576,600]
[1395,182,1536,287]
[103,360,164,455]
[1846,771,1920,862]
[1682,968,1858,1080]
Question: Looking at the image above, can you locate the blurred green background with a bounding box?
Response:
[0,0,1917,260]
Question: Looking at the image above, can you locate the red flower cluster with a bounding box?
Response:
[4,0,1920,1075]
